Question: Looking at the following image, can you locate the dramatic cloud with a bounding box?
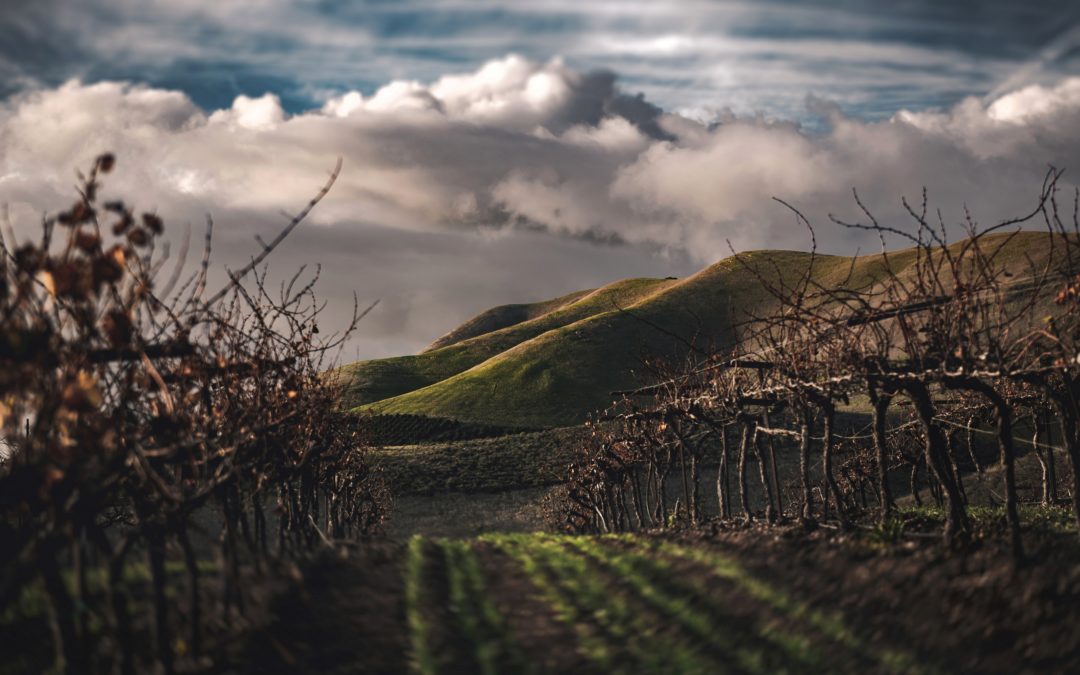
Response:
[1,56,1079,357]
[611,78,1080,252]
[2,1,1078,119]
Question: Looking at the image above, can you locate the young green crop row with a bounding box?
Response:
[402,533,930,675]
[405,537,525,674]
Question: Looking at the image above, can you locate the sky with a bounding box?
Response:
[1,0,1079,359]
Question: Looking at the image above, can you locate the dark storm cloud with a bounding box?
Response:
[0,0,90,95]
[2,1,1079,119]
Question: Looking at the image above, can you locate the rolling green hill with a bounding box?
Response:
[337,277,676,407]
[424,289,593,352]
[344,231,1056,428]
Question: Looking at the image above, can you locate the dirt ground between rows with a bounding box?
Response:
[681,523,1080,673]
[235,520,1080,674]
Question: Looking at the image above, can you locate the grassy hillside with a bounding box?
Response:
[424,289,592,352]
[347,231,1056,428]
[338,277,675,407]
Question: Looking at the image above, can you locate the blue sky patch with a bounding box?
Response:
[0,1,1077,120]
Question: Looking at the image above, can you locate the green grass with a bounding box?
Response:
[361,253,806,427]
[440,539,524,674]
[482,532,936,673]
[487,535,618,669]
[360,413,535,446]
[567,536,829,673]
[486,533,719,674]
[425,289,594,352]
[1,558,220,623]
[371,426,584,494]
[0,558,221,675]
[406,536,528,674]
[625,535,929,674]
[404,536,439,675]
[892,503,1077,534]
[345,232,1061,428]
[356,529,1078,672]
[338,277,674,408]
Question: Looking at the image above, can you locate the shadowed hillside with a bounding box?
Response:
[345,231,1058,428]
[338,277,676,407]
[424,289,593,352]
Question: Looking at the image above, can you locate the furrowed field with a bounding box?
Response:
[246,513,1080,674]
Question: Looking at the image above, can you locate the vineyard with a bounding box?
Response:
[0,157,389,673]
[247,520,1080,674]
[372,425,582,495]
[554,170,1080,567]
[361,413,536,447]
[6,155,1080,674]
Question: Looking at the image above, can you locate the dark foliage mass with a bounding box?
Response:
[561,170,1080,560]
[0,155,388,673]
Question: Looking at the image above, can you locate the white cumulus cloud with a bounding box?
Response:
[1,57,1079,357]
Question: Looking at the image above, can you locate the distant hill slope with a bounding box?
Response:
[424,289,592,352]
[344,231,1055,428]
[337,277,676,407]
